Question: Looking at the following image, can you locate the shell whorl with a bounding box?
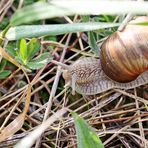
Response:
[100,16,148,83]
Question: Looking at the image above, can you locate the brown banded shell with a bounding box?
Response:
[100,16,148,83]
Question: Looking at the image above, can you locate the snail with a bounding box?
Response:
[100,16,148,83]
[62,16,148,95]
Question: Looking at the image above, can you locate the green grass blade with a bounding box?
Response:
[6,22,119,40]
[72,112,104,148]
[10,1,148,26]
[88,31,99,56]
[81,16,100,56]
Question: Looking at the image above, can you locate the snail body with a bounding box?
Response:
[63,57,148,95]
[63,16,148,95]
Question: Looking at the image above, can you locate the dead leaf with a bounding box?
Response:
[0,113,25,142]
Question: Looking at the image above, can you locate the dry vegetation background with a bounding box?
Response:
[0,0,148,148]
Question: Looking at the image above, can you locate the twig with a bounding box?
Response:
[0,0,15,22]
[118,0,144,31]
[51,60,70,69]
[114,89,148,105]
[118,14,133,31]
[43,33,72,120]
[17,0,24,9]
[14,108,67,148]
[35,34,72,148]
[134,88,147,147]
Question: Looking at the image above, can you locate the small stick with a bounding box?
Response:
[118,14,133,31]
[51,60,70,70]
[118,0,144,32]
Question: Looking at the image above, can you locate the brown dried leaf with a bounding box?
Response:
[0,47,21,68]
[0,113,25,142]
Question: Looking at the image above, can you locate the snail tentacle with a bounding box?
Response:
[71,73,77,95]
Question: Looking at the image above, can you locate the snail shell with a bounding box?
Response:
[63,57,148,95]
[100,16,148,82]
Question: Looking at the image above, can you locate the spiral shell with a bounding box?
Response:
[100,16,148,82]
